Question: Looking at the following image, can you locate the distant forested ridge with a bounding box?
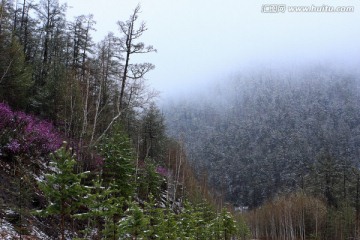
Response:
[164,68,360,208]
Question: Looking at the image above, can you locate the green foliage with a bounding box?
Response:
[140,103,167,161]
[137,159,164,201]
[28,127,245,239]
[38,144,88,216]
[176,201,241,240]
[0,38,32,109]
[178,201,196,238]
[322,203,356,240]
[235,214,251,240]
[37,143,89,239]
[143,194,167,239]
[99,182,125,239]
[126,196,180,240]
[30,63,68,120]
[219,208,238,240]
[132,197,179,239]
[160,208,179,239]
[119,201,149,239]
[164,71,360,209]
[75,175,125,239]
[0,2,248,239]
[307,153,342,207]
[100,123,135,199]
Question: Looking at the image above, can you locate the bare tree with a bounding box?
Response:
[94,4,156,145]
[89,33,117,146]
[116,4,156,111]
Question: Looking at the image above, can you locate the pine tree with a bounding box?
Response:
[74,175,124,240]
[192,203,211,239]
[100,181,125,240]
[219,208,238,240]
[0,37,32,109]
[37,143,89,240]
[235,214,251,240]
[143,193,180,239]
[120,201,149,239]
[100,123,135,199]
[140,103,166,160]
[178,201,196,238]
[137,159,164,201]
[161,207,179,239]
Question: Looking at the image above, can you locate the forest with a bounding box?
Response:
[0,0,248,239]
[1,0,360,239]
[164,68,360,239]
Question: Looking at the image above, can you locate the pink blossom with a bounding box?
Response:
[0,103,63,157]
[0,103,14,128]
[156,166,169,177]
[6,140,21,153]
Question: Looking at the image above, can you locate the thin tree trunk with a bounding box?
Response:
[89,48,105,145]
[0,59,13,83]
[173,143,183,207]
[80,65,90,144]
[118,18,133,112]
[61,201,65,240]
[0,0,4,34]
[356,173,360,237]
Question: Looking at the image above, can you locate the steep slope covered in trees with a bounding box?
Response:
[0,1,248,239]
[0,101,248,239]
[164,69,360,239]
[164,69,360,208]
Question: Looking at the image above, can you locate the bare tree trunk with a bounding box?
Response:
[0,59,12,83]
[90,44,107,145]
[0,0,4,34]
[356,173,360,238]
[90,80,101,145]
[80,65,90,145]
[94,5,155,145]
[61,199,65,240]
[12,0,18,34]
[172,142,183,207]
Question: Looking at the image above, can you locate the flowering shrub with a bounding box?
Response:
[6,140,21,153]
[156,166,169,177]
[0,102,14,129]
[0,103,62,159]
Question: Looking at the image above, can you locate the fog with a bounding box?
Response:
[62,0,360,100]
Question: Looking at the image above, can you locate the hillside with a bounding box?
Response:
[0,100,248,239]
[1,0,360,239]
[164,68,360,239]
[0,1,248,239]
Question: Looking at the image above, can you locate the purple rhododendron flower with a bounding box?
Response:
[14,111,32,125]
[156,166,168,177]
[0,103,14,128]
[26,120,62,153]
[6,140,21,153]
[1,103,63,156]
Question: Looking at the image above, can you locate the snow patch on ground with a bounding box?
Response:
[33,174,45,183]
[31,225,50,239]
[0,217,51,240]
[0,219,18,239]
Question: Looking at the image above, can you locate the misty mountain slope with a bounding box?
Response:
[164,69,360,207]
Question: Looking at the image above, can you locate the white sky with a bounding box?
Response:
[61,0,360,99]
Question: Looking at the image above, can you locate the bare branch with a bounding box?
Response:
[0,60,13,84]
[127,63,155,80]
